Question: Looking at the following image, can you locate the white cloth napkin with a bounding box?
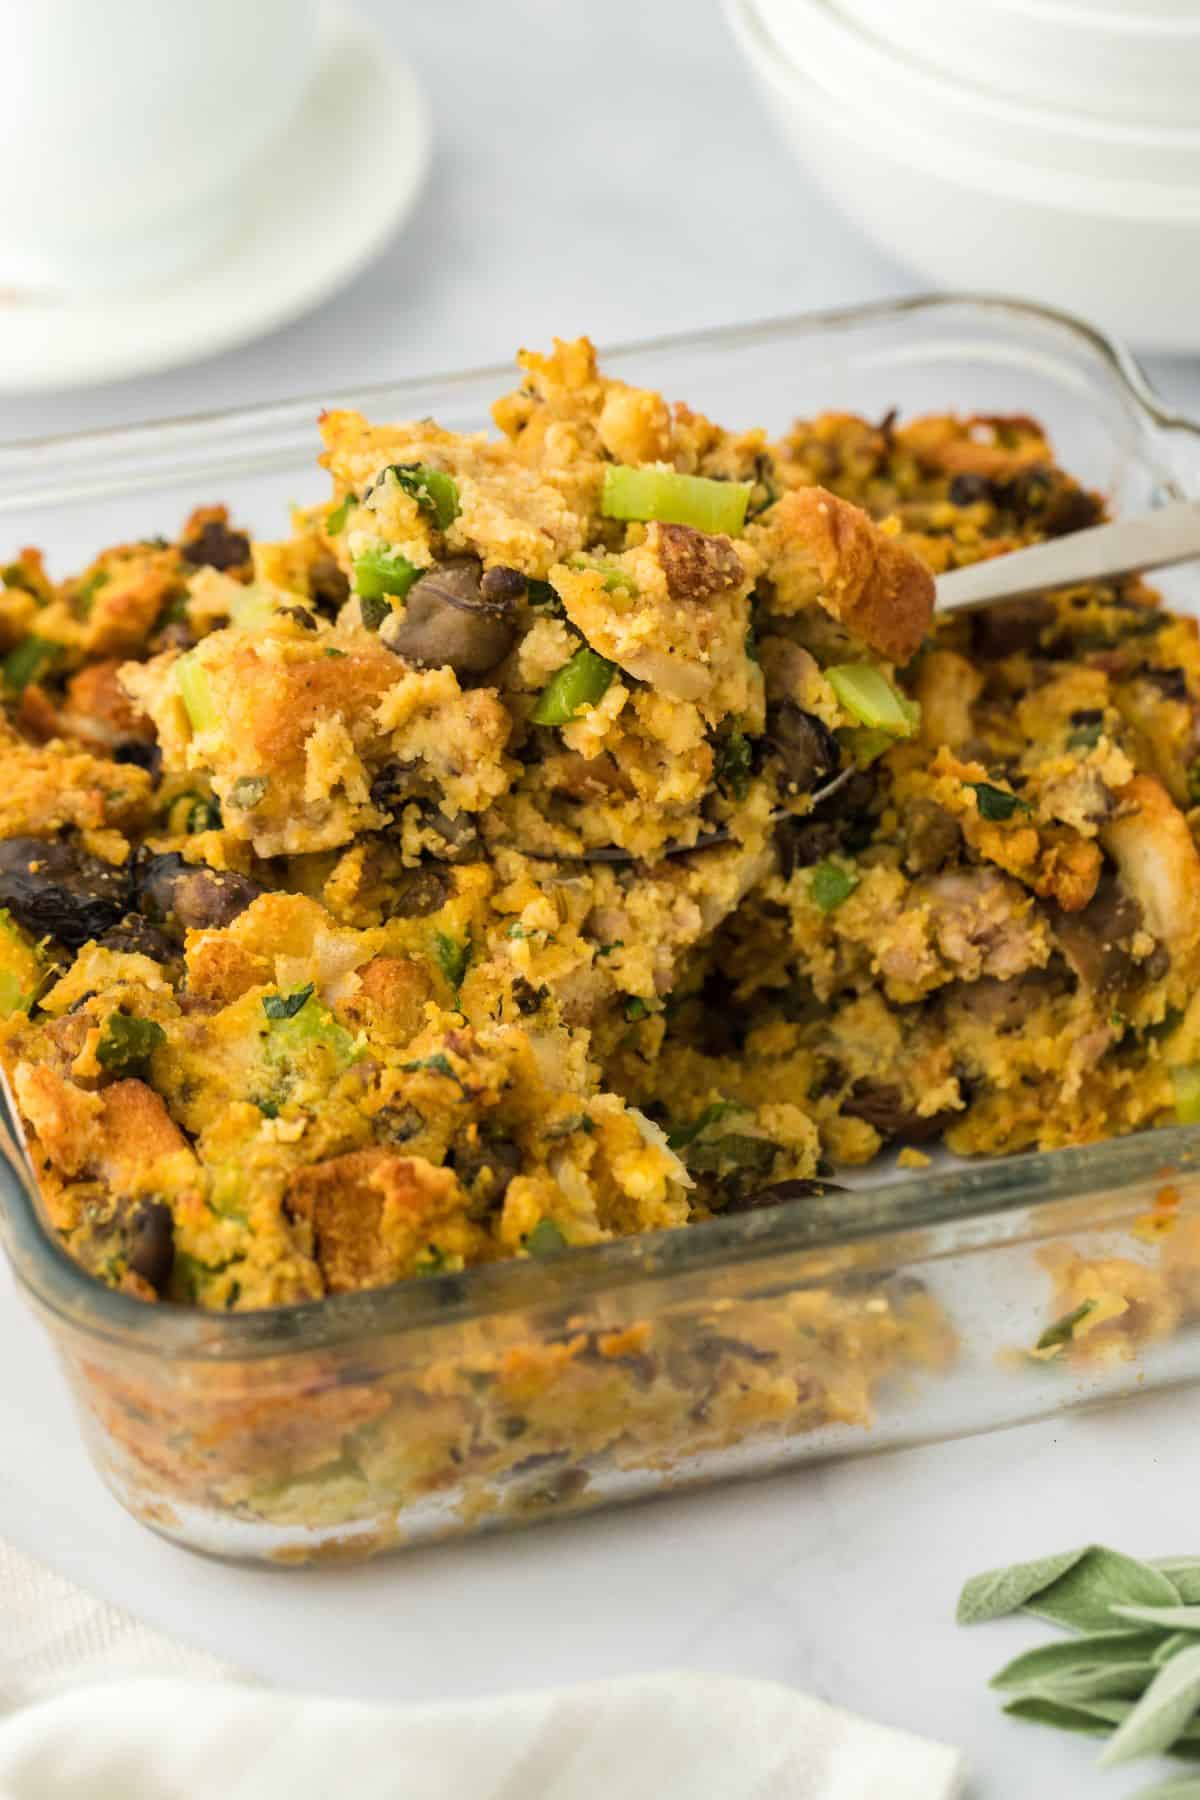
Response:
[0,1539,964,1800]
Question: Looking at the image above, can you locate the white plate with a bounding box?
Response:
[0,4,431,392]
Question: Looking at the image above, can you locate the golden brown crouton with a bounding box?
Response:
[283,1149,469,1293]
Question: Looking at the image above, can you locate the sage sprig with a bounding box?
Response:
[958,1544,1200,1786]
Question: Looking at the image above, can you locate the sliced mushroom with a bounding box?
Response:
[843,1080,956,1143]
[380,558,517,677]
[723,1177,846,1215]
[766,701,838,794]
[98,913,179,964]
[126,1199,174,1294]
[0,838,131,949]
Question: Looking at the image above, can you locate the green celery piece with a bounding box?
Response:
[0,909,41,1018]
[3,635,62,692]
[352,546,421,601]
[601,464,752,536]
[826,663,918,736]
[387,464,460,531]
[1171,1065,1200,1126]
[263,985,357,1071]
[808,860,859,913]
[176,653,218,731]
[228,585,279,630]
[326,493,354,535]
[530,647,616,726]
[96,1013,166,1075]
[525,1218,567,1257]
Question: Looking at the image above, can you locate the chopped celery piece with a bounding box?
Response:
[96,1012,165,1075]
[263,984,358,1071]
[386,464,461,531]
[809,860,859,912]
[1172,1064,1200,1125]
[826,664,919,737]
[326,493,354,534]
[75,569,110,615]
[601,465,752,536]
[176,653,218,732]
[837,725,894,768]
[228,585,279,629]
[530,647,616,726]
[352,546,421,601]
[3,635,61,692]
[0,910,41,1018]
[526,1218,567,1257]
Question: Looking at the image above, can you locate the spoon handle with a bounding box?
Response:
[934,500,1200,614]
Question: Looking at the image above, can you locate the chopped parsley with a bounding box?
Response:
[262,984,314,1022]
[967,781,1032,823]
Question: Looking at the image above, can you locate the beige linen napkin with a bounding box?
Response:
[0,1539,964,1799]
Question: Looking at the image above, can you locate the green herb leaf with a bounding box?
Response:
[230,774,268,810]
[686,1132,776,1177]
[525,1218,567,1257]
[402,1053,457,1081]
[1028,1548,1181,1634]
[624,996,650,1022]
[595,939,624,958]
[667,1100,741,1151]
[359,592,392,631]
[1157,1565,1200,1606]
[3,635,62,692]
[262,984,314,1022]
[1099,1643,1200,1767]
[75,568,110,616]
[326,493,354,534]
[1156,1635,1198,1667]
[809,860,859,913]
[434,930,471,996]
[525,578,559,609]
[715,732,753,801]
[1036,1299,1096,1352]
[95,1012,165,1075]
[990,1631,1166,1693]
[1114,1606,1200,1633]
[1131,1778,1200,1797]
[386,464,461,531]
[967,781,1032,823]
[957,1548,1092,1625]
[1067,721,1103,751]
[1003,1695,1129,1738]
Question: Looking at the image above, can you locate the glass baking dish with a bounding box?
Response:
[3,294,1200,1565]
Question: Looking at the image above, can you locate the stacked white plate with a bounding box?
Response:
[724,0,1200,351]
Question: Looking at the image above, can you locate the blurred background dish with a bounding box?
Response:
[725,0,1200,352]
[0,3,430,391]
[835,0,1200,124]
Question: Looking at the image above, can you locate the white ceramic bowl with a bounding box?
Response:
[725,0,1200,353]
[836,0,1200,124]
[756,0,1200,177]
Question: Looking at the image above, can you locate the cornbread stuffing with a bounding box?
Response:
[3,336,1200,1330]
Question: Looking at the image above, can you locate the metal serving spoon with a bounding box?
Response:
[526,501,1200,866]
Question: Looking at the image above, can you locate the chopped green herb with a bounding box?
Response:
[1068,721,1104,752]
[686,1132,776,1178]
[744,620,760,663]
[968,781,1032,823]
[601,464,752,536]
[325,493,355,534]
[525,1218,567,1257]
[414,1244,450,1276]
[434,930,471,996]
[507,923,532,939]
[624,996,650,1022]
[1036,1299,1097,1352]
[827,663,919,737]
[566,554,639,594]
[96,1012,165,1075]
[256,1098,280,1119]
[359,592,392,631]
[596,939,624,958]
[667,1099,740,1151]
[531,647,616,726]
[75,568,110,615]
[525,578,560,609]
[3,635,62,692]
[324,647,346,658]
[809,860,860,912]
[385,463,461,531]
[402,1052,458,1081]
[1,562,36,594]
[715,731,753,801]
[352,545,421,601]
[230,775,268,810]
[262,984,314,1022]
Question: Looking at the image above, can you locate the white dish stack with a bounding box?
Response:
[724,0,1200,351]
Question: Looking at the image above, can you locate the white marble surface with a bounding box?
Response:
[1,3,1199,1795]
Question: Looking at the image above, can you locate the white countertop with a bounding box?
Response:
[1,3,1198,1794]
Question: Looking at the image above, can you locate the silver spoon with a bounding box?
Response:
[527,502,1200,866]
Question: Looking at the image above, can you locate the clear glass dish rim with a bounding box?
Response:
[2,288,1198,1361]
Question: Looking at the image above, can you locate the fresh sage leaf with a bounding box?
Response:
[1099,1643,1200,1767]
[1130,1780,1200,1799]
[1115,1606,1200,1634]
[1028,1547,1180,1633]
[1158,1564,1200,1605]
[990,1630,1164,1692]
[956,1547,1090,1625]
[1158,1634,1198,1667]
[1003,1695,1129,1737]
